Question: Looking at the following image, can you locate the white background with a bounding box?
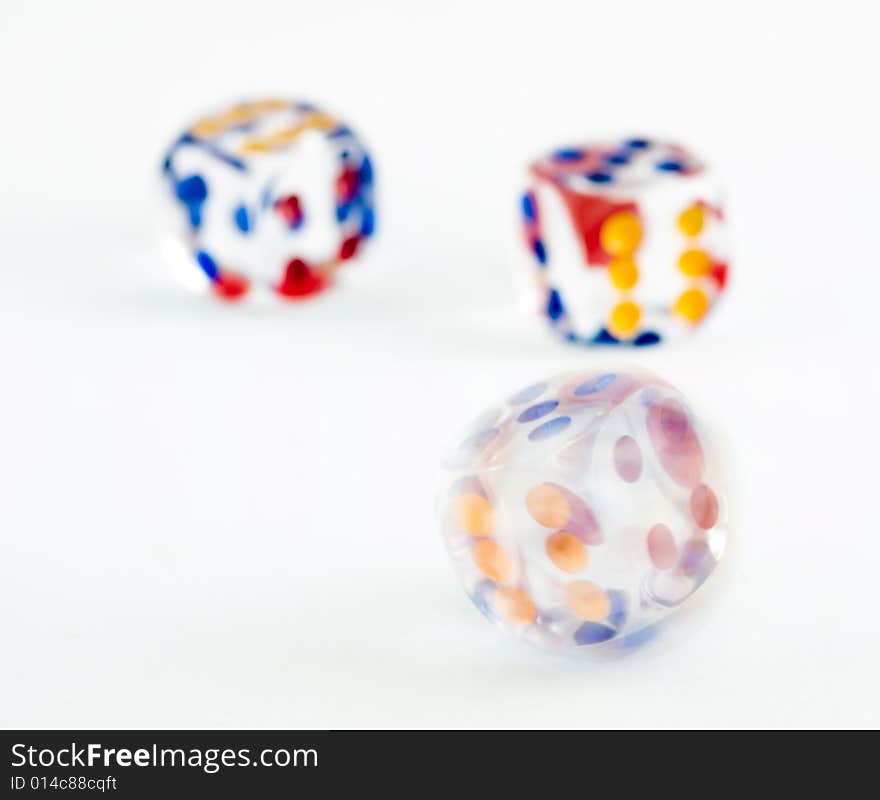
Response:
[1,0,878,729]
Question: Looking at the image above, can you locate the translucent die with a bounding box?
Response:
[519,138,729,346]
[439,367,727,651]
[161,98,375,301]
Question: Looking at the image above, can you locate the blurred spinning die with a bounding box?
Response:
[439,367,727,650]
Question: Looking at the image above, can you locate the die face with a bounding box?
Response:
[520,138,729,346]
[439,368,727,651]
[161,99,375,301]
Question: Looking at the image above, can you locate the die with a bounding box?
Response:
[439,367,727,650]
[161,99,375,300]
[519,138,728,345]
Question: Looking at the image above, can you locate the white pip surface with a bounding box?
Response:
[1,0,878,729]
